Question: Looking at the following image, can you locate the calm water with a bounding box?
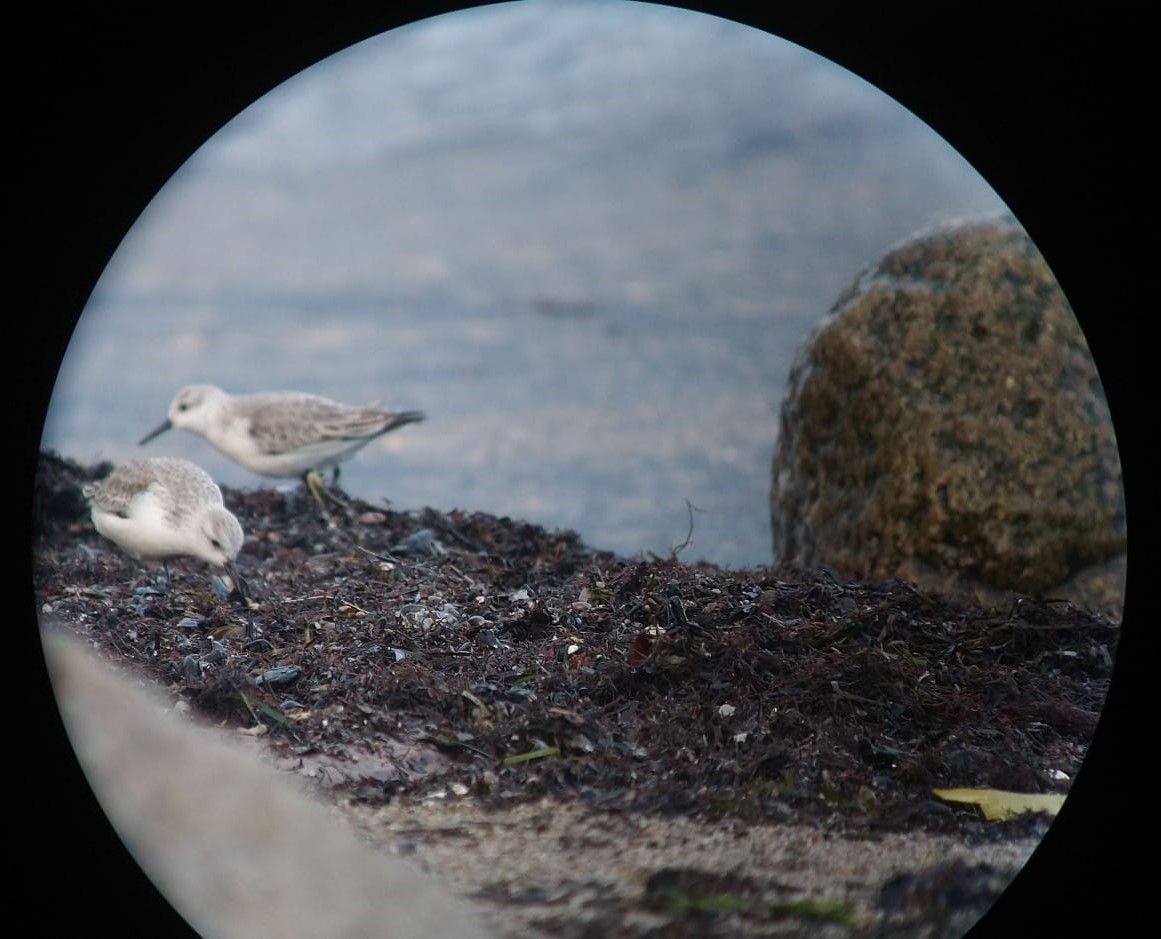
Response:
[42,1,1009,567]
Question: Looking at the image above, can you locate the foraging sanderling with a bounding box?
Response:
[83,456,245,587]
[139,384,425,504]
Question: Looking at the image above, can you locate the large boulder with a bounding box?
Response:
[771,217,1125,615]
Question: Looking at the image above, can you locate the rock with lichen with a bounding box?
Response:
[770,216,1125,615]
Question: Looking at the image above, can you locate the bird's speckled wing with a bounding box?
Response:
[83,476,138,516]
[83,458,222,525]
[243,394,416,454]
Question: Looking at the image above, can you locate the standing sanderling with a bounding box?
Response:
[139,384,425,505]
[83,456,247,600]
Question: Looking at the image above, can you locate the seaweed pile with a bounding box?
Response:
[33,451,1117,838]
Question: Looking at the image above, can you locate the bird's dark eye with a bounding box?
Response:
[178,403,190,412]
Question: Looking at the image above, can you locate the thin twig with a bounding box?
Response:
[669,500,701,558]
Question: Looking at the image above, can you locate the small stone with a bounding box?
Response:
[254,665,301,687]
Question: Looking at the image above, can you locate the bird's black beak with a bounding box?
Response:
[223,560,250,604]
[218,561,257,637]
[139,419,173,446]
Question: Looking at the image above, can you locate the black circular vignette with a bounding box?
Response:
[19,3,1146,936]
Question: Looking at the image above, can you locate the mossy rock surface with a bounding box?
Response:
[771,217,1125,613]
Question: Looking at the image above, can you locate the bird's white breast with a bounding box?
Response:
[90,488,186,561]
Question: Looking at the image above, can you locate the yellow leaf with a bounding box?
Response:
[933,787,1065,821]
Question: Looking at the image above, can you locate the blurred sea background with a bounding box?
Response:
[41,0,1011,569]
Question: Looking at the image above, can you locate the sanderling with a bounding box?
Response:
[83,456,246,595]
[139,384,425,505]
